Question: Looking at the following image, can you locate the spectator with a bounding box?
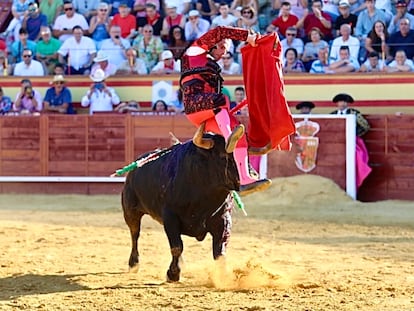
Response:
[81,69,121,114]
[355,0,388,41]
[328,45,360,72]
[134,0,161,29]
[388,18,414,59]
[43,75,74,114]
[36,26,61,75]
[230,0,259,14]
[218,51,241,74]
[164,0,191,15]
[58,26,96,75]
[230,86,245,111]
[91,51,117,76]
[132,24,163,72]
[309,46,330,73]
[13,79,43,113]
[53,0,89,42]
[115,100,141,113]
[11,28,37,64]
[89,2,111,49]
[168,89,184,113]
[322,0,340,21]
[152,99,169,112]
[295,101,315,114]
[359,51,385,72]
[283,47,306,73]
[0,51,12,76]
[107,0,134,16]
[365,20,390,61]
[138,3,163,36]
[116,47,147,74]
[110,1,137,40]
[168,26,188,60]
[301,27,328,71]
[72,0,100,21]
[53,63,65,75]
[39,0,63,26]
[234,5,260,32]
[2,0,30,40]
[384,49,414,72]
[334,0,358,36]
[99,25,130,65]
[13,49,45,76]
[22,2,48,41]
[387,0,414,34]
[266,1,299,38]
[330,93,371,189]
[211,2,237,28]
[196,0,217,22]
[0,37,6,53]
[0,86,13,115]
[161,4,186,41]
[300,0,333,41]
[281,26,304,60]
[330,23,360,61]
[151,50,181,74]
[273,0,309,20]
[185,10,210,41]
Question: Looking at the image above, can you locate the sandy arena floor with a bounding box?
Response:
[0,175,413,311]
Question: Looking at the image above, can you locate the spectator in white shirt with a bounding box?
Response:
[81,69,121,114]
[359,51,385,72]
[384,49,414,72]
[151,50,181,74]
[185,10,210,41]
[329,24,360,61]
[218,51,241,75]
[280,26,304,63]
[211,3,237,28]
[91,51,117,77]
[13,49,44,76]
[99,25,130,66]
[58,26,97,75]
[328,45,360,73]
[53,0,89,42]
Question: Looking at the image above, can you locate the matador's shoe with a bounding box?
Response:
[239,179,272,196]
[248,143,272,155]
[225,124,245,153]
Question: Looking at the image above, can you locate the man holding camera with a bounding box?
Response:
[81,69,121,114]
[13,79,43,114]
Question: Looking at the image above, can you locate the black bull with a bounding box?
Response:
[122,134,240,282]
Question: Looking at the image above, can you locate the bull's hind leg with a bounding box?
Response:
[163,209,183,282]
[124,210,144,272]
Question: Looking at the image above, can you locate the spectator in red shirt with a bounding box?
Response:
[266,1,299,38]
[111,1,137,40]
[299,0,333,41]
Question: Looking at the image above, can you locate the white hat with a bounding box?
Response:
[90,69,107,82]
[189,10,200,17]
[339,0,350,7]
[93,51,109,63]
[49,75,66,84]
[161,50,173,60]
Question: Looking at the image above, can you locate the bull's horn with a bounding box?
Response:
[169,132,181,145]
[193,122,214,150]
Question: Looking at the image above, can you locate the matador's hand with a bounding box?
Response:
[246,33,258,47]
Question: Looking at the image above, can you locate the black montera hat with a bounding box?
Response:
[296,101,315,110]
[332,93,354,103]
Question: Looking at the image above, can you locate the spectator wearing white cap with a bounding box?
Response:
[81,69,121,114]
[333,0,358,37]
[91,51,117,77]
[185,10,210,41]
[151,50,181,74]
[161,3,186,41]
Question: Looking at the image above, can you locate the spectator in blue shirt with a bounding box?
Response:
[43,75,74,114]
[0,86,12,115]
[21,2,48,41]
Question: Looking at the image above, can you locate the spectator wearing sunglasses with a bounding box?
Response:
[22,2,48,41]
[235,6,259,32]
[280,26,304,61]
[89,2,111,48]
[266,1,299,38]
[13,79,43,114]
[53,0,89,42]
[43,75,75,114]
[13,49,45,76]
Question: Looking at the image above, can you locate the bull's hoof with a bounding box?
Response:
[226,124,245,153]
[128,264,139,273]
[248,143,272,155]
[239,179,272,196]
[166,269,180,282]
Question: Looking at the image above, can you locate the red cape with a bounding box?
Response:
[241,33,295,151]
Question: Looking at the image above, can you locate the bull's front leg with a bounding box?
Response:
[162,208,183,282]
[210,207,232,259]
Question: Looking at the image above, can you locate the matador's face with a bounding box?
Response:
[210,40,229,61]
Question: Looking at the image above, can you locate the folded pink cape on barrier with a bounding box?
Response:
[356,136,372,189]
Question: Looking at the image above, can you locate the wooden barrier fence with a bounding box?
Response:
[0,114,413,202]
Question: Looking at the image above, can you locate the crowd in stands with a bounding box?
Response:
[1,0,414,114]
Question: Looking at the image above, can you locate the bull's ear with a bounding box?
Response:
[192,122,214,150]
